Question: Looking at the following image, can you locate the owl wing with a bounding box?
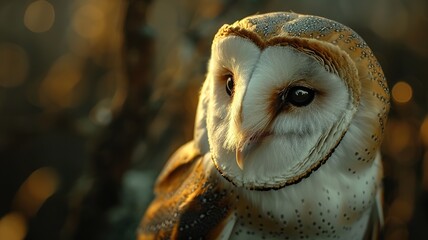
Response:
[364,152,384,240]
[153,141,202,195]
[363,188,384,240]
[138,141,236,240]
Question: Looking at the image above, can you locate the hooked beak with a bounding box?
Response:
[236,138,253,170]
[235,133,271,170]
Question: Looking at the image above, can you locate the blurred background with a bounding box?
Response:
[0,0,427,239]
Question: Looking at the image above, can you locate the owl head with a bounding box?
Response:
[194,12,389,190]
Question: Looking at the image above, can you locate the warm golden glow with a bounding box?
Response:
[389,197,414,222]
[197,0,223,18]
[38,55,83,109]
[13,167,59,216]
[0,212,27,240]
[72,4,105,40]
[27,167,59,202]
[384,120,412,154]
[0,43,28,87]
[392,81,413,103]
[24,0,55,33]
[421,115,428,147]
[423,152,428,191]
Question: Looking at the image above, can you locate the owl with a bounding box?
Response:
[138,12,389,240]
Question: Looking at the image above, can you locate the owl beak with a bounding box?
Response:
[235,132,272,170]
[236,141,249,170]
[236,151,244,170]
[235,136,258,170]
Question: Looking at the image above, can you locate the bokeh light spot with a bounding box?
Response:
[26,167,59,202]
[423,152,428,191]
[421,115,428,147]
[0,43,29,87]
[90,99,113,126]
[392,81,412,103]
[389,197,414,222]
[198,0,223,18]
[39,54,83,109]
[385,120,412,154]
[24,0,55,33]
[0,212,27,240]
[72,4,105,40]
[13,167,59,217]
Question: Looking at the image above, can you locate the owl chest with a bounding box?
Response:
[223,197,372,240]
[206,150,380,239]
[219,176,376,240]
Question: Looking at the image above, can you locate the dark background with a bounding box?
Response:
[0,0,427,239]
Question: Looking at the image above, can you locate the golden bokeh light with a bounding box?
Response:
[384,120,412,155]
[0,212,27,240]
[39,54,83,109]
[423,152,428,191]
[385,227,409,240]
[389,197,414,222]
[24,0,55,33]
[391,81,413,103]
[197,0,224,18]
[420,115,428,147]
[26,167,59,202]
[0,43,29,87]
[72,4,105,40]
[13,167,59,217]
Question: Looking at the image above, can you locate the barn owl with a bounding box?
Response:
[139,12,389,240]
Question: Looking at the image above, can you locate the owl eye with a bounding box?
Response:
[225,74,234,96]
[281,86,315,107]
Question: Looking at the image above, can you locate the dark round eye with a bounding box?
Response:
[284,86,315,107]
[225,75,234,96]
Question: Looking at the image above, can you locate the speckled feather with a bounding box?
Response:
[139,12,389,240]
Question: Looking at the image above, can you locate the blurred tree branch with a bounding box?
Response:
[66,0,154,239]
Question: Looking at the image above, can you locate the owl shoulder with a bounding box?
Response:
[140,141,236,239]
[154,141,202,195]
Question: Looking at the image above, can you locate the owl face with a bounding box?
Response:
[206,36,354,190]
[195,12,389,191]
